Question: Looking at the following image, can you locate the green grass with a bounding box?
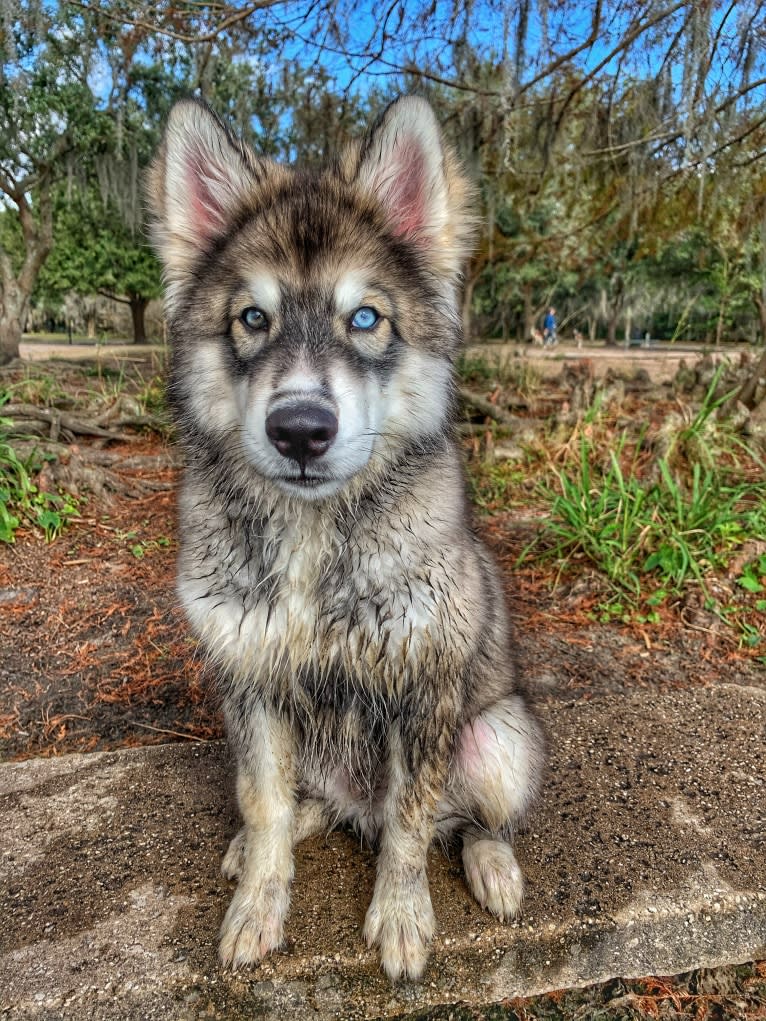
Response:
[0,395,78,543]
[494,364,766,649]
[529,436,765,599]
[468,460,529,512]
[456,351,543,395]
[737,553,766,594]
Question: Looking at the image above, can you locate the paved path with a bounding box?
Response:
[18,337,749,386]
[2,687,764,1019]
[464,341,750,382]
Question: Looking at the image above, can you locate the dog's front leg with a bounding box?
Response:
[364,706,457,981]
[219,702,296,969]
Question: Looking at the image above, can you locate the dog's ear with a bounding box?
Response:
[148,98,259,283]
[353,96,475,280]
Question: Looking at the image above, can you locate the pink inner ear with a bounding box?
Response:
[384,139,427,239]
[185,150,227,242]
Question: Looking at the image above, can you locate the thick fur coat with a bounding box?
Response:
[149,95,545,981]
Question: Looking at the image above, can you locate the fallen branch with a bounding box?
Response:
[459,388,517,425]
[129,721,210,742]
[458,419,544,436]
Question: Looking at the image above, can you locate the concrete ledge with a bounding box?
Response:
[2,686,765,1019]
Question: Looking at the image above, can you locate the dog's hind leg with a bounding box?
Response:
[218,703,297,969]
[448,695,544,921]
[461,829,525,921]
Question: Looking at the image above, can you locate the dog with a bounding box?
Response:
[148,95,545,981]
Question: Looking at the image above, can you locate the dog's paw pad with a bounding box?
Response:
[221,828,246,881]
[218,882,287,969]
[462,838,524,921]
[363,879,435,981]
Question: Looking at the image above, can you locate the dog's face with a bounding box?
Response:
[149,97,473,501]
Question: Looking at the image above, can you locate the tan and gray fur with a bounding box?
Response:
[148,95,545,981]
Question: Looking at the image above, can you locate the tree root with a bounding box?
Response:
[8,440,176,501]
[459,387,520,425]
[2,402,167,443]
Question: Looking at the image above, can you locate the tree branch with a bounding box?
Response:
[63,0,290,44]
[98,290,131,306]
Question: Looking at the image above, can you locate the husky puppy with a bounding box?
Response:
[149,95,544,981]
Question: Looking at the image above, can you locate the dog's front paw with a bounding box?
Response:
[363,873,435,981]
[462,838,524,921]
[219,878,289,969]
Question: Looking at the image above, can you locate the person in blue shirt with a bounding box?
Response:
[543,307,557,347]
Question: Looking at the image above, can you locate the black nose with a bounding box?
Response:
[265,403,339,465]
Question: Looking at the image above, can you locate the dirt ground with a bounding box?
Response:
[1,344,763,760]
[2,466,763,760]
[467,339,755,382]
[1,345,765,1019]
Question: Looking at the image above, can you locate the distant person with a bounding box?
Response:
[573,329,584,349]
[543,307,557,347]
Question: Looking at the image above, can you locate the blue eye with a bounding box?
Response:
[351,306,379,330]
[241,307,267,330]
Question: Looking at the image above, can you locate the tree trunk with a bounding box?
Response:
[623,309,632,344]
[522,283,534,340]
[737,295,766,409]
[129,295,149,344]
[606,312,619,346]
[715,301,725,347]
[757,293,766,346]
[461,276,477,343]
[0,177,54,363]
[0,277,27,363]
[86,310,97,339]
[0,312,22,365]
[738,345,766,409]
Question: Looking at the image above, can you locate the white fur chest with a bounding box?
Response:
[178,498,467,695]
[179,510,334,681]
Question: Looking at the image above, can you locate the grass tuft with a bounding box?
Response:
[0,393,78,543]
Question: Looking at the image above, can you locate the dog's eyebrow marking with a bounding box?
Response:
[246,272,281,315]
[334,271,369,315]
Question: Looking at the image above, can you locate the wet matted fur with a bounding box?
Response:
[149,95,545,981]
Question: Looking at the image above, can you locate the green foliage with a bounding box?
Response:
[456,352,498,387]
[456,352,542,394]
[0,403,78,542]
[737,555,766,595]
[0,208,24,276]
[115,530,172,559]
[0,5,109,173]
[37,186,162,307]
[7,369,67,408]
[527,432,766,604]
[468,460,527,513]
[3,0,766,352]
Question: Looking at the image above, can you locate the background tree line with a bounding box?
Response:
[2,0,766,364]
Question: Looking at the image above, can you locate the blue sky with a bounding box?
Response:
[260,0,766,110]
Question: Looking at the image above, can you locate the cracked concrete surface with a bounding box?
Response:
[1,686,765,1019]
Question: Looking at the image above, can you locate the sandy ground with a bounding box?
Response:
[465,340,752,382]
[19,339,164,364]
[20,335,752,385]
